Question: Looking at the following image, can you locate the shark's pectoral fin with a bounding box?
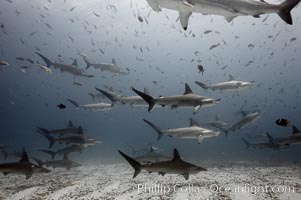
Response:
[193,105,201,114]
[253,14,260,18]
[178,10,192,30]
[25,171,33,180]
[3,172,9,176]
[182,0,194,8]
[159,172,166,176]
[225,16,236,23]
[197,135,204,144]
[183,173,189,180]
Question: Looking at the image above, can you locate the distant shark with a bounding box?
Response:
[133,145,171,163]
[195,75,254,91]
[96,88,150,107]
[143,118,220,143]
[145,0,301,30]
[37,120,84,136]
[67,99,113,111]
[0,150,50,179]
[35,52,94,77]
[267,126,301,146]
[216,111,261,135]
[241,138,288,150]
[119,148,206,180]
[34,154,81,171]
[80,54,129,75]
[39,145,86,160]
[132,83,220,114]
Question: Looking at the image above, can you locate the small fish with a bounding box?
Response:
[0,60,9,66]
[209,43,220,50]
[197,64,205,75]
[57,104,66,109]
[93,12,100,17]
[275,118,291,127]
[16,57,25,61]
[36,64,52,74]
[138,16,143,23]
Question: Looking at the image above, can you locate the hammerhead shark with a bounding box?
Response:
[119,148,206,180]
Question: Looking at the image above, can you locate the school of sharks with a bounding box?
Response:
[0,0,301,184]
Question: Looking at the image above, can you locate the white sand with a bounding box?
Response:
[0,163,300,200]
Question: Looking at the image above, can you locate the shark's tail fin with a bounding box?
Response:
[241,138,250,149]
[38,132,55,148]
[81,56,92,69]
[95,88,119,104]
[67,99,79,108]
[38,149,56,160]
[278,0,301,25]
[143,119,163,140]
[35,52,53,68]
[118,150,142,178]
[132,87,155,112]
[195,81,208,90]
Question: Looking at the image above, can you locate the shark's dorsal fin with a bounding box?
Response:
[229,74,234,81]
[144,88,150,95]
[172,149,182,161]
[68,120,74,127]
[63,153,70,160]
[72,59,78,67]
[266,132,274,143]
[190,118,199,127]
[241,109,248,117]
[292,125,300,135]
[178,10,192,30]
[78,126,83,134]
[184,83,193,95]
[112,58,116,65]
[225,16,236,23]
[19,150,30,163]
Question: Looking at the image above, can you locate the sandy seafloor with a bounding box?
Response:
[0,162,301,200]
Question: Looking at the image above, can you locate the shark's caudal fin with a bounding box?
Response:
[81,56,92,69]
[118,150,142,178]
[35,52,53,68]
[195,81,208,90]
[39,149,56,160]
[67,99,79,108]
[143,119,163,140]
[132,87,155,112]
[38,132,55,148]
[278,0,301,25]
[241,139,250,149]
[95,88,119,103]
